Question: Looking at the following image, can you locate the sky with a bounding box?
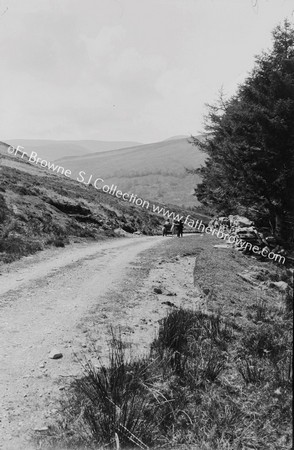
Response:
[0,0,293,143]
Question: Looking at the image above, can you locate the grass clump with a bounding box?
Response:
[42,307,292,450]
[0,235,43,263]
[73,336,166,448]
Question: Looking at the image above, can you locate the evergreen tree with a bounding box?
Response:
[192,20,294,241]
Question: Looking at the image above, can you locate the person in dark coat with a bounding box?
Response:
[162,219,170,236]
[177,219,184,237]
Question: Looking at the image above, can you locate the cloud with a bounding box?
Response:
[82,26,166,99]
[131,67,206,139]
[109,48,165,81]
[82,25,126,61]
[1,0,293,141]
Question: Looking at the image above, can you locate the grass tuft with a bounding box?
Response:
[40,307,292,449]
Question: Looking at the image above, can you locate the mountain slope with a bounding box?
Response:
[55,137,206,207]
[6,139,142,161]
[0,144,161,264]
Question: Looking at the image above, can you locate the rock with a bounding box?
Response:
[114,227,131,237]
[162,301,178,308]
[34,426,49,432]
[154,287,163,294]
[213,244,231,249]
[154,286,176,296]
[271,281,290,293]
[232,215,254,227]
[49,349,63,360]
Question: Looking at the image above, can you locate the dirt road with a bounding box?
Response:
[0,236,167,448]
[0,234,203,449]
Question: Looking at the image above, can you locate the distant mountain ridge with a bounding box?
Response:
[164,135,190,141]
[2,136,206,208]
[54,137,206,208]
[5,139,142,162]
[0,147,165,263]
[5,136,203,162]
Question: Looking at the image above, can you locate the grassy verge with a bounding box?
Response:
[36,235,293,449]
[40,311,292,448]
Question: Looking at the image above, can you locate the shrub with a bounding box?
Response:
[64,334,167,448]
[152,309,234,358]
[42,307,292,450]
[239,323,289,361]
[237,356,267,384]
[0,193,7,224]
[46,237,66,247]
[0,236,43,258]
[284,287,293,313]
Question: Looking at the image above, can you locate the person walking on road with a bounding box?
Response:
[178,219,184,237]
[162,219,170,236]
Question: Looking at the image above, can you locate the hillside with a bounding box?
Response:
[55,137,207,207]
[0,140,210,264]
[0,142,161,264]
[164,135,189,141]
[6,139,141,162]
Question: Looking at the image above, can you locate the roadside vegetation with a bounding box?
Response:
[41,307,292,449]
[0,160,163,264]
[0,154,208,264]
[38,235,293,450]
[2,19,293,450]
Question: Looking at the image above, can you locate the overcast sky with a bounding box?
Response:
[0,0,293,143]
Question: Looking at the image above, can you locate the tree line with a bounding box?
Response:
[192,20,294,243]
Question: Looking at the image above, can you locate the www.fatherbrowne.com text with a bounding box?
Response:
[7,145,285,264]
